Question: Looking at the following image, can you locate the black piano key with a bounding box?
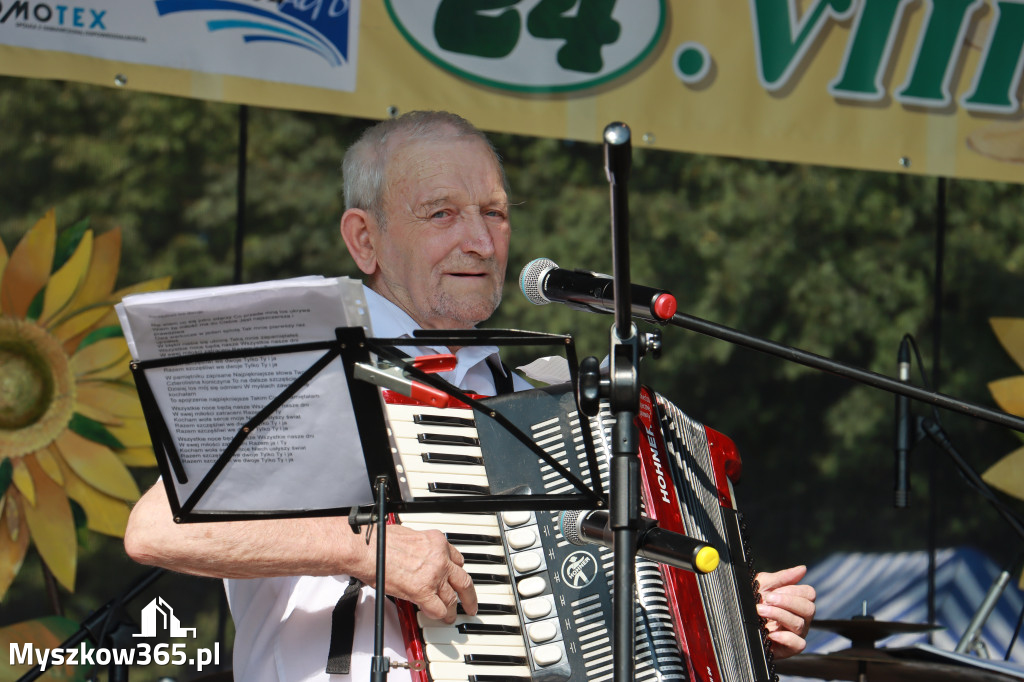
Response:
[421,452,483,466]
[414,414,476,428]
[457,603,518,616]
[418,433,480,446]
[460,552,506,564]
[428,482,491,495]
[466,573,510,585]
[464,653,529,666]
[457,623,521,636]
[445,532,501,545]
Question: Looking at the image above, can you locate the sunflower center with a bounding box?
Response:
[0,344,52,428]
[0,318,75,458]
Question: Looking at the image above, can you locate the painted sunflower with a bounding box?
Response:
[0,208,170,599]
[983,318,1024,502]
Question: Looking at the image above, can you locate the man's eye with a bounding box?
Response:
[431,209,452,219]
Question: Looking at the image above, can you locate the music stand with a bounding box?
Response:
[130,325,609,679]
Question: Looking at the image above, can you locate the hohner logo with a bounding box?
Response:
[561,551,598,589]
[644,423,672,506]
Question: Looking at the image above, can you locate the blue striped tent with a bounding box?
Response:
[790,547,1024,671]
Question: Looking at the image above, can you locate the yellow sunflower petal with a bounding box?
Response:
[106,417,154,450]
[0,615,83,680]
[118,447,157,467]
[35,448,64,486]
[48,228,122,337]
[65,275,172,352]
[53,429,140,501]
[988,376,1024,417]
[991,318,1024,373]
[69,337,129,378]
[38,229,93,327]
[1,209,56,318]
[0,500,29,602]
[113,275,173,301]
[60,460,131,537]
[11,458,35,507]
[982,445,1024,503]
[20,457,76,591]
[75,381,144,421]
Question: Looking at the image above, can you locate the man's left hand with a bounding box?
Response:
[755,564,817,659]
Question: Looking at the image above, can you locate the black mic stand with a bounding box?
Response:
[17,568,165,682]
[576,122,663,682]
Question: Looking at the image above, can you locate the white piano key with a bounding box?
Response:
[397,513,498,529]
[384,403,474,422]
[417,613,521,629]
[424,642,528,662]
[389,420,479,439]
[420,627,524,647]
[393,439,484,457]
[428,662,533,680]
[400,455,486,475]
[463,562,509,575]
[399,457,485,475]
[468,583,517,597]
[405,467,489,485]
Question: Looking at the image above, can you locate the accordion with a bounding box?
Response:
[386,384,776,682]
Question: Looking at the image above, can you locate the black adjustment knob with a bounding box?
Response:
[577,356,602,416]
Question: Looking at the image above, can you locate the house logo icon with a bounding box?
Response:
[133,597,197,638]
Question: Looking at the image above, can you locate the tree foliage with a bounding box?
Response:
[2,77,1023,634]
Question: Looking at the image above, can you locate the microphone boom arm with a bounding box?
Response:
[663,309,1024,434]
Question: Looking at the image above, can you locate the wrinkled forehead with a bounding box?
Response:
[383,135,506,207]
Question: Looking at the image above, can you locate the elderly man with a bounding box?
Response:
[125,111,815,681]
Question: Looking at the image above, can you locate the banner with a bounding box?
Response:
[1,0,1022,184]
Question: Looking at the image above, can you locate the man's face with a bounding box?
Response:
[368,136,510,330]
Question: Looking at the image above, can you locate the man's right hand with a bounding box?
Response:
[351,524,478,623]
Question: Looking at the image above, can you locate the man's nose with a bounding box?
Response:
[460,212,496,258]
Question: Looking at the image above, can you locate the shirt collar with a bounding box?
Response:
[362,286,502,390]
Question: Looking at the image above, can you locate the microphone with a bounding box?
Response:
[519,258,677,322]
[559,509,719,574]
[894,337,912,508]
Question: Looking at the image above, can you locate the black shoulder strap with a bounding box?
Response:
[486,355,516,395]
[325,577,364,675]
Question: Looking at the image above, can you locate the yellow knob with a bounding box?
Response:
[695,546,720,573]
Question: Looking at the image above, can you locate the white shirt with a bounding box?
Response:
[225,287,529,681]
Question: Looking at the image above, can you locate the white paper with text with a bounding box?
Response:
[117,276,375,514]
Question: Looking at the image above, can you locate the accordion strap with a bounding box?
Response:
[325,577,365,675]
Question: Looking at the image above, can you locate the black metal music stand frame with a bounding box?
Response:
[130,325,610,679]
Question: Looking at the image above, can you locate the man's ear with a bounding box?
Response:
[340,208,378,276]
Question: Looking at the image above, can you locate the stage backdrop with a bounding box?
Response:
[1,0,1022,183]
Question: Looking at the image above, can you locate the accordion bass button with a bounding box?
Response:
[512,550,543,574]
[527,620,557,643]
[517,575,547,598]
[532,643,564,666]
[521,596,553,620]
[501,511,532,527]
[506,528,538,550]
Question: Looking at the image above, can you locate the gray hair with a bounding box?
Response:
[342,111,508,228]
